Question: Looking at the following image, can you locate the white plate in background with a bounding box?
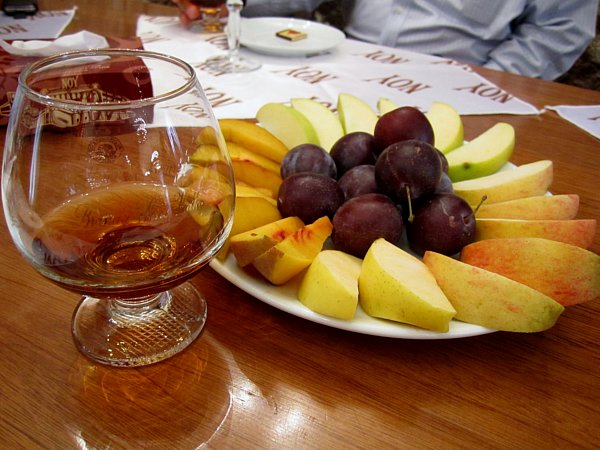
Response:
[240,17,345,56]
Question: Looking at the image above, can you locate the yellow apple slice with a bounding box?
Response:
[475,194,579,220]
[460,238,600,306]
[358,238,456,332]
[337,93,378,134]
[298,250,363,320]
[446,122,515,182]
[291,98,344,151]
[474,218,597,249]
[425,101,464,154]
[423,251,564,332]
[453,160,553,205]
[256,102,319,149]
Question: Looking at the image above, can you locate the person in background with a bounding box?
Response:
[171,0,597,81]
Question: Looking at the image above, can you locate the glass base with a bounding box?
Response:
[71,282,207,367]
[205,55,261,73]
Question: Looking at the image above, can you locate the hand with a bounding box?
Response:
[172,0,228,28]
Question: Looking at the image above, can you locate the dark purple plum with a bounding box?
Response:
[436,149,449,173]
[373,106,434,154]
[337,164,378,200]
[280,143,337,179]
[332,193,403,258]
[375,139,442,204]
[329,132,377,176]
[278,172,344,223]
[407,193,475,256]
[435,173,454,194]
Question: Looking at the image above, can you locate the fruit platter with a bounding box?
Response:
[205,94,599,338]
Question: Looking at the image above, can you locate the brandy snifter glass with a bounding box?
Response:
[2,49,235,367]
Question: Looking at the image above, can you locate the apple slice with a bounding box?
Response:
[291,98,344,151]
[453,160,553,205]
[460,238,600,306]
[377,97,399,115]
[252,216,333,285]
[423,251,564,332]
[475,194,579,220]
[425,101,464,154]
[298,250,363,320]
[358,238,456,332]
[337,93,378,134]
[230,216,304,267]
[474,218,597,249]
[256,102,319,149]
[446,122,515,182]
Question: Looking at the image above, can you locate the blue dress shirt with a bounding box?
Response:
[244,0,597,80]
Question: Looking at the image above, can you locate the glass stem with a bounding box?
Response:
[226,0,243,63]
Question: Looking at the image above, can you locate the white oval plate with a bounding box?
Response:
[209,254,496,339]
[209,160,516,340]
[240,17,346,56]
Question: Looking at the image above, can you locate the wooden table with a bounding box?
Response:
[1,1,599,448]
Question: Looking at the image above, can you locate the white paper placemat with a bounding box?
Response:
[0,9,76,40]
[136,15,540,120]
[546,105,600,140]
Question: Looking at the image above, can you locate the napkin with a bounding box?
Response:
[0,8,75,40]
[546,105,600,141]
[0,30,109,56]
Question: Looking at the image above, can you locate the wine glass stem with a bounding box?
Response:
[226,0,243,62]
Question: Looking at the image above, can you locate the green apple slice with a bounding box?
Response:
[425,101,464,154]
[256,102,319,149]
[291,98,344,151]
[446,122,515,182]
[377,97,400,116]
[337,93,378,134]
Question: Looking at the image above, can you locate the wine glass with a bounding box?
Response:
[1,49,235,367]
[205,0,261,73]
[191,0,226,33]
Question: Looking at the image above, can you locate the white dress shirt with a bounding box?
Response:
[244,0,598,80]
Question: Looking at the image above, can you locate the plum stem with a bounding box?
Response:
[469,195,487,220]
[406,185,414,223]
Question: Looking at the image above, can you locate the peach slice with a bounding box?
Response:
[197,119,289,163]
[230,216,305,267]
[252,216,333,285]
[231,159,282,199]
